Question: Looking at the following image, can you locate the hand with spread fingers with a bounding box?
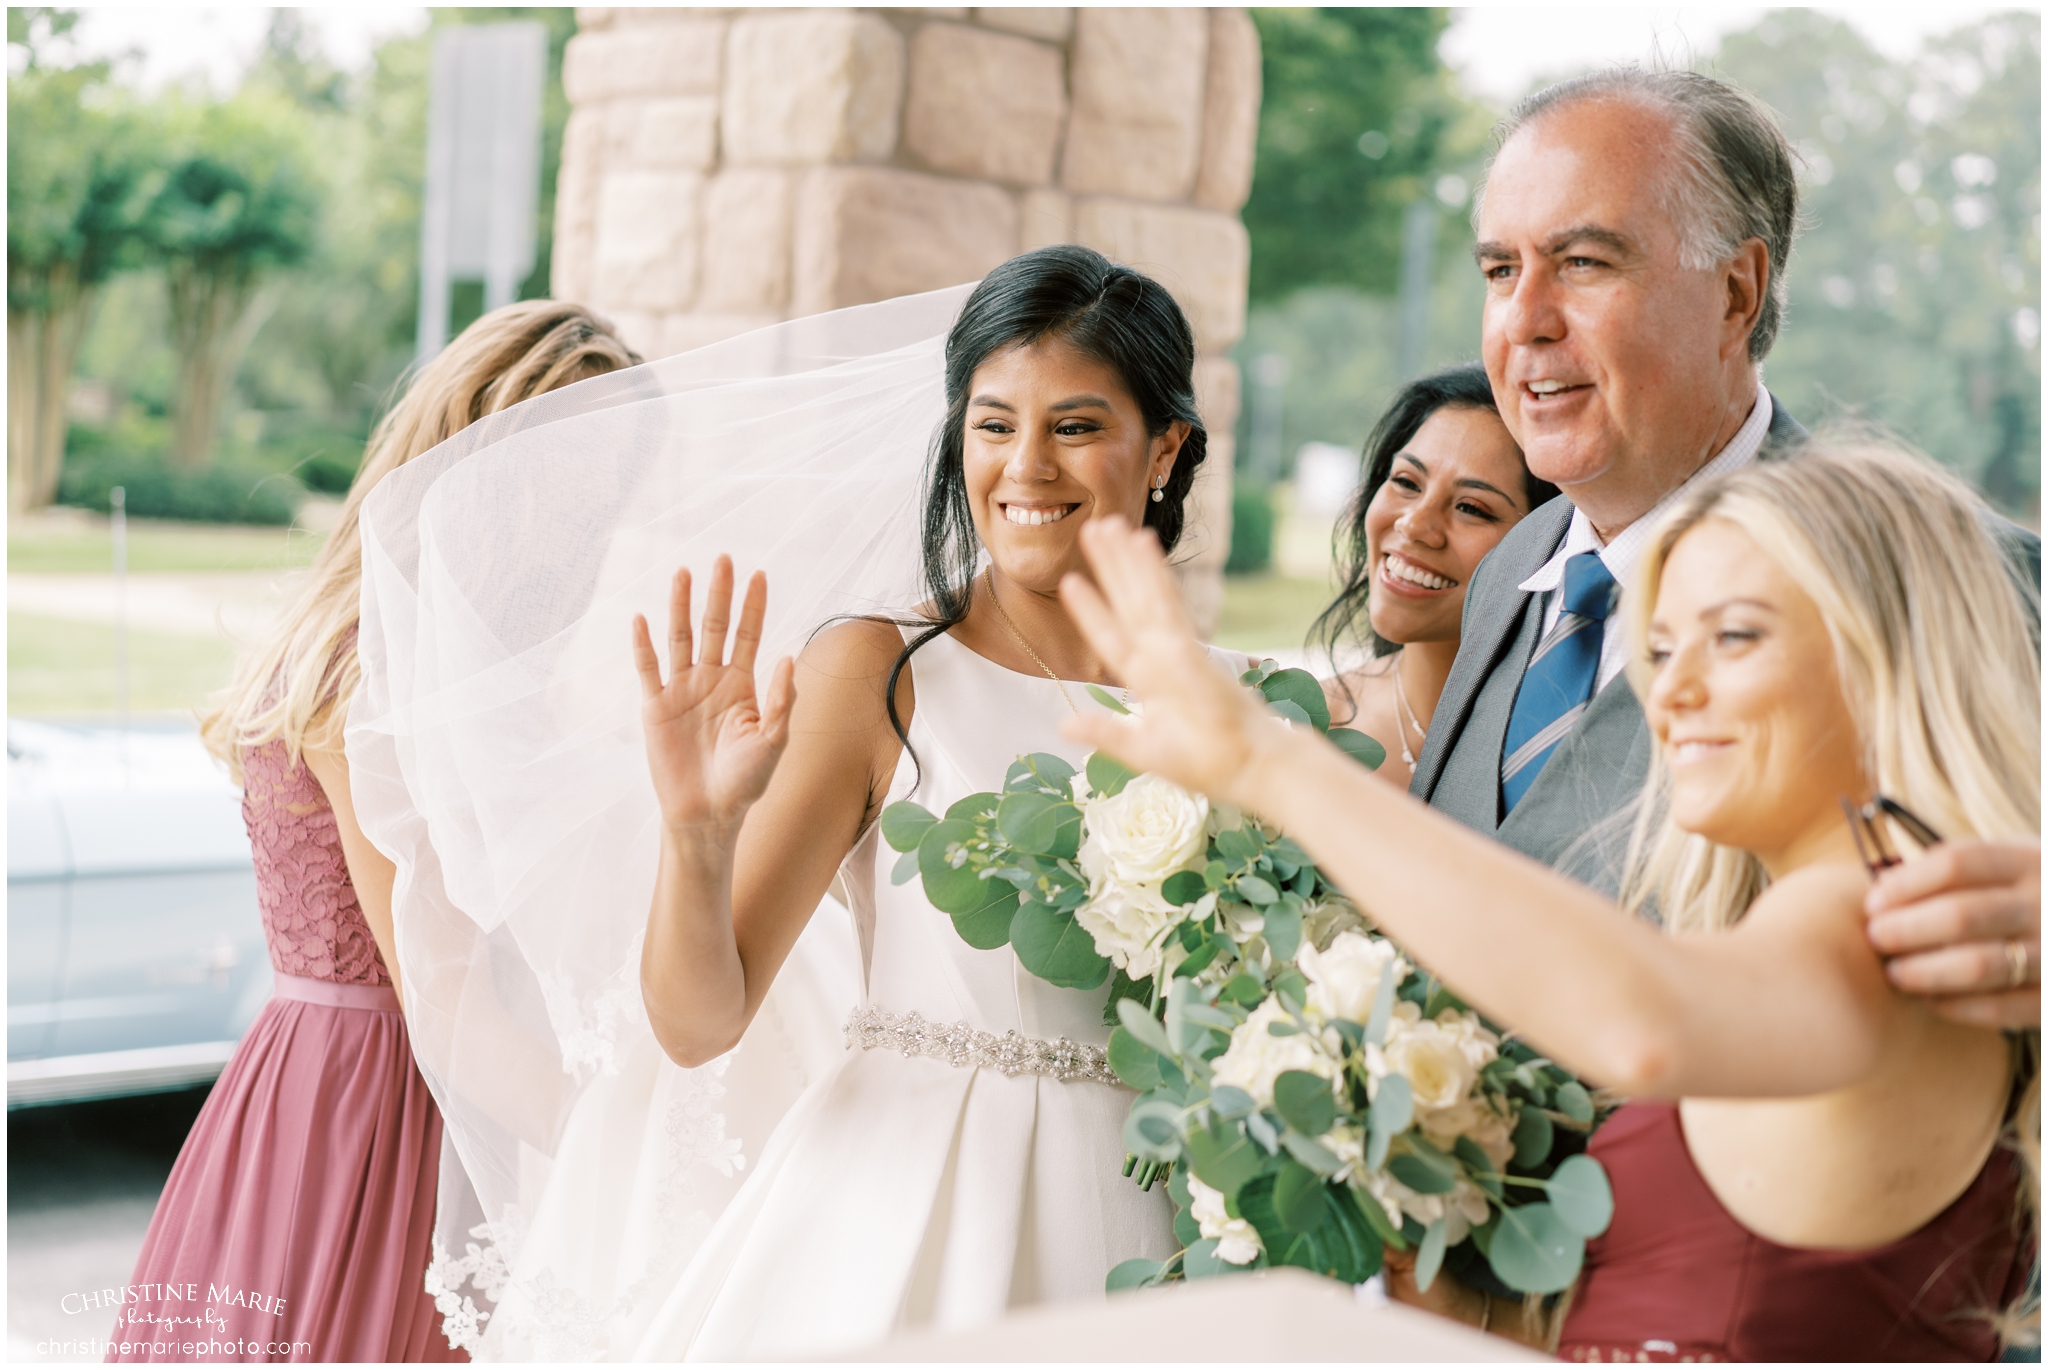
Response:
[1866,839,2040,1030]
[633,555,797,843]
[1056,517,1309,812]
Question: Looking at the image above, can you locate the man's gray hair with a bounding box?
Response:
[1484,69,1801,362]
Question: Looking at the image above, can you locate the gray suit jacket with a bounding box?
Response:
[1410,401,2042,897]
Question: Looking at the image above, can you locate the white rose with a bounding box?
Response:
[1075,878,1183,978]
[1298,931,1406,1026]
[1187,1174,1263,1265]
[1210,998,1340,1107]
[1371,1004,1480,1111]
[1078,774,1210,886]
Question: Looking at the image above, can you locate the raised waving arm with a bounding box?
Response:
[1056,516,1906,1101]
[635,557,894,1068]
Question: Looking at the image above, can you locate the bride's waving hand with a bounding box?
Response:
[634,559,797,838]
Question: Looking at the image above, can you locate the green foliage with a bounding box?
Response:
[1242,8,1471,302]
[146,94,319,285]
[56,447,301,525]
[1712,11,2041,510]
[1224,487,1275,574]
[7,66,160,308]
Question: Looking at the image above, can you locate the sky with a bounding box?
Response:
[33,5,2030,99]
[1439,6,2013,103]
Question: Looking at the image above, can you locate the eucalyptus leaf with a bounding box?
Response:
[1173,1204,1202,1249]
[1511,1108,1554,1168]
[1280,1130,1344,1175]
[1488,1202,1585,1294]
[1554,1080,1595,1125]
[1245,1109,1280,1154]
[1414,1218,1448,1292]
[1370,1074,1414,1138]
[1454,1135,1502,1199]
[1261,897,1302,960]
[1348,1179,1406,1250]
[1162,869,1209,906]
[952,896,1020,951]
[1387,1150,1457,1196]
[1269,699,1313,727]
[1117,997,1174,1057]
[1273,1160,1332,1234]
[879,800,938,853]
[1124,1098,1184,1161]
[1180,1237,1237,1279]
[1260,667,1332,732]
[1219,972,1265,1007]
[1547,1154,1615,1238]
[1235,874,1279,905]
[1105,1258,1162,1292]
[1085,683,1133,715]
[1272,1069,1338,1137]
[1181,1002,1238,1031]
[1006,753,1074,796]
[1106,1026,1165,1091]
[946,793,999,823]
[1184,1118,1266,1199]
[1210,1085,1257,1119]
[890,848,920,886]
[1010,901,1111,990]
[1327,727,1388,770]
[996,789,1068,853]
[1085,750,1137,799]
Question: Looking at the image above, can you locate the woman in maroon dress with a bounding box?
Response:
[110,302,637,1363]
[1056,440,2038,1361]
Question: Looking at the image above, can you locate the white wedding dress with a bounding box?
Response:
[345,286,1216,1361]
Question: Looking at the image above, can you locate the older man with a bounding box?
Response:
[1410,69,2040,1027]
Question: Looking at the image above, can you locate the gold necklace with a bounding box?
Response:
[984,567,1127,716]
[1389,649,1423,769]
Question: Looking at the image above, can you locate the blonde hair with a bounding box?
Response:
[1619,437,2040,1347]
[201,300,641,777]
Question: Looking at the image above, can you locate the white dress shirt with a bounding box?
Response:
[1518,388,1774,691]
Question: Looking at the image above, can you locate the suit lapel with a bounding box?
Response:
[1411,496,1571,801]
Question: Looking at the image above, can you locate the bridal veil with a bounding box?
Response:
[346,285,970,1356]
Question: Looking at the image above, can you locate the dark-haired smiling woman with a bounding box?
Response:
[1315,364,1559,785]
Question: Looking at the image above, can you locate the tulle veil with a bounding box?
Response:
[345,284,972,1357]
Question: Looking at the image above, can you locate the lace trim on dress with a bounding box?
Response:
[846,1005,1122,1087]
[424,1059,752,1361]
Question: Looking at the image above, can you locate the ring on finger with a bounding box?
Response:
[2003,938,2031,989]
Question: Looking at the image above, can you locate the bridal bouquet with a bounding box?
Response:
[880,662,1613,1298]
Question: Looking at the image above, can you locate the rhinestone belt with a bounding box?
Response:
[844,1005,1123,1087]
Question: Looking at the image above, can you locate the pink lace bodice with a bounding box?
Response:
[242,739,390,986]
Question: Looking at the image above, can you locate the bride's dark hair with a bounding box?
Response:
[884,245,1210,756]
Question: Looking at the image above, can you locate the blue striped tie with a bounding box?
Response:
[1500,551,1619,815]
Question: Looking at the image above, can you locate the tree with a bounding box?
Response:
[6,9,157,511]
[1712,11,2040,513]
[1240,8,1475,302]
[148,93,319,469]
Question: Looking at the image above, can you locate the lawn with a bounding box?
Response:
[8,613,239,717]
[8,518,327,575]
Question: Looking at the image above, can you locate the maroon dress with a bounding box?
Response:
[109,741,460,1363]
[1559,1101,2031,1362]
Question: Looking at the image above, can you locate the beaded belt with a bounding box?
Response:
[845,1006,1122,1087]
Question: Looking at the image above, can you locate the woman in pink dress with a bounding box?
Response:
[109,302,637,1363]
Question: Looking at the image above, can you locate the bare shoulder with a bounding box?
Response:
[1743,860,1870,932]
[791,617,916,735]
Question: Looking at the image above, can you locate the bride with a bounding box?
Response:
[348,246,1228,1359]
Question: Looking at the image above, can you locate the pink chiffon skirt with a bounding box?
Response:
[106,975,461,1363]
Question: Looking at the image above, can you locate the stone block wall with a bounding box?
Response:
[556,7,1260,630]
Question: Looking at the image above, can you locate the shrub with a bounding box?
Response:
[57,447,303,525]
[1226,486,1276,575]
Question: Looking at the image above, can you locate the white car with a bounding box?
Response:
[7,719,272,1107]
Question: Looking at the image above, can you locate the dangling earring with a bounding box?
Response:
[1151,474,1166,503]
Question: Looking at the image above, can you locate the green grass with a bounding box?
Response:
[8,519,328,574]
[1215,572,1337,652]
[8,613,238,716]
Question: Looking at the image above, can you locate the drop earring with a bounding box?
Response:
[1151,474,1165,503]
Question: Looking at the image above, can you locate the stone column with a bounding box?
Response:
[557,7,1259,631]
